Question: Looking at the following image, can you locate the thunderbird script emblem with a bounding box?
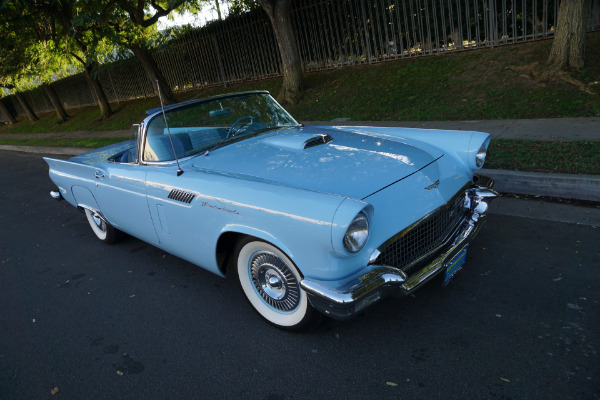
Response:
[424,179,440,190]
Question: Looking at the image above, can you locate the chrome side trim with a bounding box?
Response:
[301,183,497,321]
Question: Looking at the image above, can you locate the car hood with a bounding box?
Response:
[191,126,444,199]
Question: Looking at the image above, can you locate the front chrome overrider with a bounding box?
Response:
[300,179,498,321]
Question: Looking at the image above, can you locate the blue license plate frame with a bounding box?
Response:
[443,247,468,286]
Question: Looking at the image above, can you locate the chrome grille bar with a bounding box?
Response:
[375,192,467,275]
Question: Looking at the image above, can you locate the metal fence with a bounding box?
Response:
[2,0,600,121]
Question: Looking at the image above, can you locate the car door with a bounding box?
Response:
[144,166,224,275]
[94,162,160,245]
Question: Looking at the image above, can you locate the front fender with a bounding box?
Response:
[332,127,491,172]
[220,224,294,261]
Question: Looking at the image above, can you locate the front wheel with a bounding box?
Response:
[84,208,118,244]
[235,238,319,331]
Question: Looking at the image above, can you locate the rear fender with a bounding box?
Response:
[71,186,100,212]
[44,157,107,209]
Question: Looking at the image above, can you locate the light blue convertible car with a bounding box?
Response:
[45,91,497,330]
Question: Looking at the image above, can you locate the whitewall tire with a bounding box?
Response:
[84,208,118,244]
[235,238,318,331]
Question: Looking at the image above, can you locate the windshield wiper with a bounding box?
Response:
[202,137,235,156]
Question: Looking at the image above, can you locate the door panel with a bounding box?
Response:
[145,167,222,275]
[95,164,159,244]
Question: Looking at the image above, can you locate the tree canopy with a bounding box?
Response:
[0,0,209,120]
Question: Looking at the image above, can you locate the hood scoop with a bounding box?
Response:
[262,132,333,152]
[303,134,333,149]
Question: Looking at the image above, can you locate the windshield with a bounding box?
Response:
[143,92,298,162]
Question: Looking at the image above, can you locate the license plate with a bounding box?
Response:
[443,247,468,286]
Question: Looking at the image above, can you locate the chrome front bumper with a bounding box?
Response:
[300,178,498,321]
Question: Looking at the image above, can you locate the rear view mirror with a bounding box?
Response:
[209,107,232,118]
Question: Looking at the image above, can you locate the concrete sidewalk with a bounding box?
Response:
[2,117,599,201]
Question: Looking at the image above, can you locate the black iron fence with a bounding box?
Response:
[2,0,599,121]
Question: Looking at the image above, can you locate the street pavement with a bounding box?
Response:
[0,117,598,201]
[1,150,599,400]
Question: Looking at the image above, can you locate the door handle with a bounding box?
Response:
[94,171,105,179]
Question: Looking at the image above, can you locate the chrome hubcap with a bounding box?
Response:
[91,212,106,232]
[249,251,300,312]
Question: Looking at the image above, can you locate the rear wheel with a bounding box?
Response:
[84,208,118,244]
[234,238,319,331]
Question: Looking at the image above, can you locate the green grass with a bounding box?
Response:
[1,98,159,134]
[486,140,600,174]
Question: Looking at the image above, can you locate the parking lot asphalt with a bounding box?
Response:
[1,117,598,201]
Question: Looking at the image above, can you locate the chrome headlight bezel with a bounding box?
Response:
[468,135,491,170]
[475,142,487,168]
[343,211,370,253]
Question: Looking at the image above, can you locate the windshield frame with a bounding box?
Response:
[140,91,300,165]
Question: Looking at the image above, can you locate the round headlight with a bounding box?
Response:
[343,212,369,253]
[475,142,487,168]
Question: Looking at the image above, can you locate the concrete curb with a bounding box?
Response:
[479,169,600,202]
[0,145,90,156]
[2,145,598,203]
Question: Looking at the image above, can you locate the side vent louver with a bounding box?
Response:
[168,189,195,204]
[304,134,333,149]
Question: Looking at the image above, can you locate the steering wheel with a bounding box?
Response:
[227,116,255,138]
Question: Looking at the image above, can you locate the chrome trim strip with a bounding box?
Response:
[300,183,498,321]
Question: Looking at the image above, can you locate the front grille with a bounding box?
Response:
[375,193,466,276]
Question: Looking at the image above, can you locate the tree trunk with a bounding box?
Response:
[130,44,177,105]
[259,0,303,105]
[42,83,69,123]
[0,99,17,125]
[547,0,587,70]
[15,93,38,123]
[83,63,112,120]
[215,0,222,20]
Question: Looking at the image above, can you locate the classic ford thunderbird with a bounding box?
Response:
[45,91,497,330]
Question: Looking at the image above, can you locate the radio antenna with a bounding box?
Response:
[156,79,183,176]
